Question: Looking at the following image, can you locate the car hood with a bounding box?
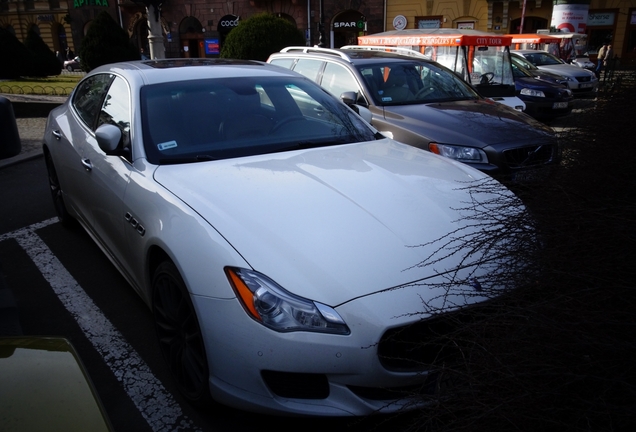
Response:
[154,139,514,305]
[380,99,553,148]
[536,63,595,77]
[526,69,567,84]
[515,76,568,92]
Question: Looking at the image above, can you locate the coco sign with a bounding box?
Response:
[218,15,240,34]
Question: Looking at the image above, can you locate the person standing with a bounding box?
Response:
[595,44,607,76]
[55,50,65,66]
[604,45,614,69]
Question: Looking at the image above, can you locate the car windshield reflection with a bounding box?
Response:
[141,77,376,164]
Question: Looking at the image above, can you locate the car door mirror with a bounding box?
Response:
[340,91,357,105]
[95,124,122,154]
[340,91,373,124]
[355,105,373,124]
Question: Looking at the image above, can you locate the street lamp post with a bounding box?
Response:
[317,0,325,47]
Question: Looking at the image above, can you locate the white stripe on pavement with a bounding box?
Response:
[1,218,202,432]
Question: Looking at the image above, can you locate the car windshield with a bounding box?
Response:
[141,76,377,165]
[522,52,563,66]
[511,62,532,78]
[356,61,480,106]
[512,55,538,71]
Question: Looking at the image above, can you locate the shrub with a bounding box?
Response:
[78,11,139,72]
[220,14,305,61]
[0,28,34,79]
[24,28,62,77]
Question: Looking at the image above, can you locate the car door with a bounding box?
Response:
[88,76,134,270]
[60,73,113,226]
[73,75,134,272]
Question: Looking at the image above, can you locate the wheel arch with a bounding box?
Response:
[147,245,172,299]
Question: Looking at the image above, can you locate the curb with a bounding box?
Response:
[0,149,43,169]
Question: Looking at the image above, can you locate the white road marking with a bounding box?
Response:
[1,218,202,432]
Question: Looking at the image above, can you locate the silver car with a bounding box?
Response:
[511,50,598,94]
[43,59,523,416]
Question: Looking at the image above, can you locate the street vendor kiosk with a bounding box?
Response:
[357,29,524,111]
[509,32,589,62]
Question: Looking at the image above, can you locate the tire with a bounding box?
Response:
[152,261,212,406]
[44,151,75,227]
[66,65,73,72]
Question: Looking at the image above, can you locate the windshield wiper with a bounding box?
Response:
[158,154,218,164]
[275,140,349,152]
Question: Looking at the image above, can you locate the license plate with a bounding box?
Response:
[580,82,593,88]
[553,102,568,109]
[512,169,541,183]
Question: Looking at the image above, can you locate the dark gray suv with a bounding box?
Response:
[267,46,558,182]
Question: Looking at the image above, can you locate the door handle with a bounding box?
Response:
[81,158,93,171]
[52,130,62,140]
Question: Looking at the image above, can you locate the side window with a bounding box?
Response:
[292,59,324,82]
[98,76,131,149]
[320,63,360,99]
[269,58,295,69]
[72,74,113,128]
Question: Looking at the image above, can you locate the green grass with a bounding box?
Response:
[0,74,83,96]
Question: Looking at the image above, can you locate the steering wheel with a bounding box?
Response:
[271,116,305,133]
[415,87,435,99]
[479,72,495,85]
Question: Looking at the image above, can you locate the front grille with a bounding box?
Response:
[261,370,329,399]
[349,378,437,400]
[575,75,592,83]
[378,304,497,372]
[503,144,554,169]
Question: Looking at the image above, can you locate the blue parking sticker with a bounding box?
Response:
[157,141,178,151]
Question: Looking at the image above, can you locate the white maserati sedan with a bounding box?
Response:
[43,59,524,416]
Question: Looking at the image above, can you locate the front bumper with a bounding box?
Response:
[192,278,493,416]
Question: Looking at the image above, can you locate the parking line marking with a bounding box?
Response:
[1,219,202,432]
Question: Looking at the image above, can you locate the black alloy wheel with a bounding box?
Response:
[152,261,211,405]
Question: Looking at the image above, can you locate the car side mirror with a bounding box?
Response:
[340,91,373,124]
[95,124,122,154]
[355,105,373,124]
[340,91,357,105]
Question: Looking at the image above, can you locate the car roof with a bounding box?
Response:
[270,46,437,67]
[512,50,554,56]
[87,58,305,86]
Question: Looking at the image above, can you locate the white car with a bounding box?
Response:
[43,59,523,416]
[512,50,598,94]
[571,54,595,71]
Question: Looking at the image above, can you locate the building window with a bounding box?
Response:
[415,16,443,29]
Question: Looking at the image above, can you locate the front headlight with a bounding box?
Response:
[226,267,350,335]
[429,143,488,163]
[520,88,546,98]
